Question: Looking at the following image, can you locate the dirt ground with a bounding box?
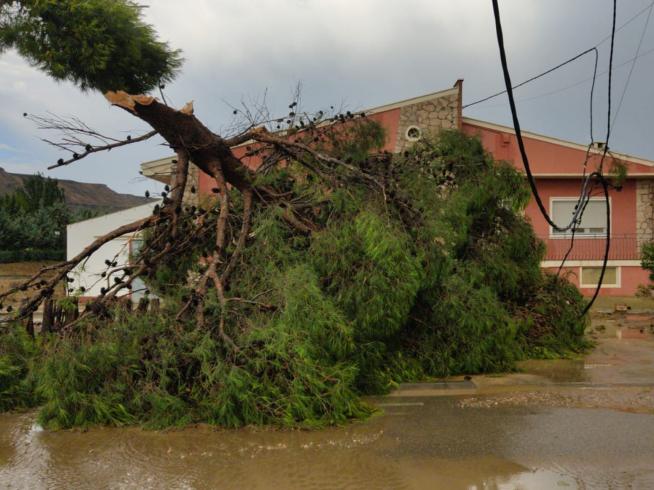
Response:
[0,262,64,308]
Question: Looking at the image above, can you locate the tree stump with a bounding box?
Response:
[137,297,149,313]
[24,313,34,339]
[42,299,54,335]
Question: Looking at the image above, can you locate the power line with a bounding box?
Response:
[596,0,654,45]
[463,48,597,109]
[484,45,654,108]
[490,0,617,316]
[466,0,650,109]
[612,1,653,128]
[580,0,618,317]
[489,0,588,232]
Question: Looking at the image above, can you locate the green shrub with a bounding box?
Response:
[642,241,654,282]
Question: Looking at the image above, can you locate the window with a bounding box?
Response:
[551,198,608,237]
[580,266,619,288]
[129,237,144,263]
[405,126,422,142]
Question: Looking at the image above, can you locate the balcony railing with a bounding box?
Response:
[538,233,641,261]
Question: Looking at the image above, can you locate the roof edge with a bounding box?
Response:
[367,86,459,115]
[462,117,654,168]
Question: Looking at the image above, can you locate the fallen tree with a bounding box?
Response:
[1,126,589,428]
[0,0,588,429]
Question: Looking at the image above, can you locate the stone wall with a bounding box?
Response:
[394,91,459,153]
[183,163,200,206]
[636,179,654,251]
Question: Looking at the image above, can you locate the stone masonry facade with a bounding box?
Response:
[183,162,200,206]
[636,179,654,252]
[394,91,459,153]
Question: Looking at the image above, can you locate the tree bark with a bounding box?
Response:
[105,91,254,192]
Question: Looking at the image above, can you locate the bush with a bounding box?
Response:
[642,241,654,282]
[518,274,590,358]
[35,288,371,429]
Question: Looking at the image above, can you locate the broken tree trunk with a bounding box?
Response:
[105,92,254,193]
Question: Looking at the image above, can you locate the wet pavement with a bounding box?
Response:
[0,312,653,489]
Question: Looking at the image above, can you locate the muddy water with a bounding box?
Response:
[2,397,654,489]
[2,337,654,489]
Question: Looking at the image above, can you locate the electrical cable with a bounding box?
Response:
[490,0,587,232]
[580,0,618,317]
[556,45,598,278]
[490,0,617,316]
[474,45,654,108]
[463,48,598,109]
[612,1,653,128]
[467,0,651,109]
[581,173,611,316]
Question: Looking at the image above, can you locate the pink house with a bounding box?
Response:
[141,80,654,296]
[462,118,654,296]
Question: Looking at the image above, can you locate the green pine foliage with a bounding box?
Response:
[641,241,654,282]
[0,174,102,262]
[1,129,589,429]
[0,0,181,93]
[0,327,39,411]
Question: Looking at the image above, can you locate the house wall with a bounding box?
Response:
[525,179,637,257]
[462,118,654,176]
[141,87,654,297]
[197,85,462,195]
[393,93,459,153]
[546,265,650,297]
[67,201,159,299]
[462,119,654,296]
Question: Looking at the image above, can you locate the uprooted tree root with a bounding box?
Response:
[0,96,589,429]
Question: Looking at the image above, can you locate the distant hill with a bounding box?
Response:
[0,167,150,212]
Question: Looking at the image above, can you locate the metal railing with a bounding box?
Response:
[538,233,641,261]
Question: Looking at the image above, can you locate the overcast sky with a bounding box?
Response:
[1,0,653,196]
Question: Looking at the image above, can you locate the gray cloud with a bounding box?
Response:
[1,0,652,195]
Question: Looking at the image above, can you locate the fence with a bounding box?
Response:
[538,233,641,261]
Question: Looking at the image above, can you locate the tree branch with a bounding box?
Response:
[47,130,158,170]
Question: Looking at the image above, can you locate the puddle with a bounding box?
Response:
[2,398,654,489]
[1,335,653,488]
[516,359,588,383]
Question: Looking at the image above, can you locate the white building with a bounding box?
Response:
[66,201,160,300]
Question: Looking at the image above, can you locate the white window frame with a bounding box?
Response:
[579,265,621,288]
[405,125,422,142]
[549,197,611,239]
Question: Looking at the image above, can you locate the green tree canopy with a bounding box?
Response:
[0,174,68,261]
[0,0,182,93]
[1,173,64,213]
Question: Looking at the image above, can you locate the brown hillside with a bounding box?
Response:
[0,167,150,211]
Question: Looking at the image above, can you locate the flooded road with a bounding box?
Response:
[1,331,653,488]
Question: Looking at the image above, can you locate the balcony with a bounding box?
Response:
[538,233,641,261]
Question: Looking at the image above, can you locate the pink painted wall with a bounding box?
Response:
[462,121,654,176]
[198,107,402,194]
[546,266,650,297]
[194,113,652,296]
[462,120,654,296]
[524,179,638,260]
